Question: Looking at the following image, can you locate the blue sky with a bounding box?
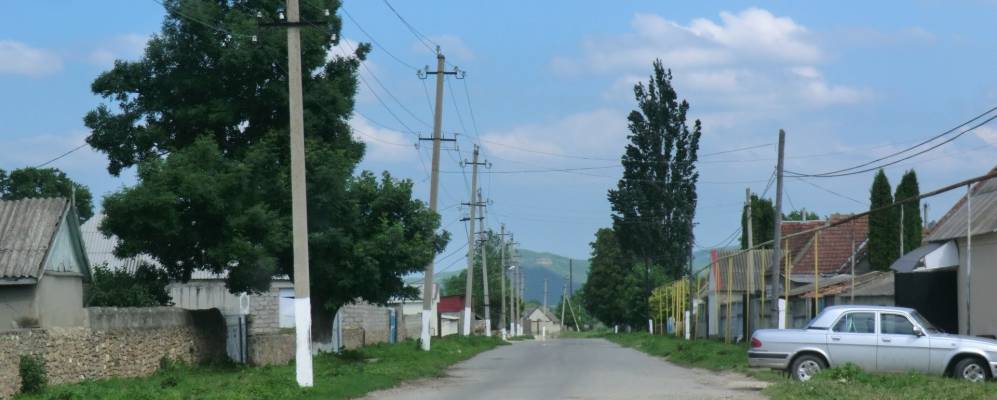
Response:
[2,1,997,274]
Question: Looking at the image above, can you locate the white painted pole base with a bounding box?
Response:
[462,307,472,336]
[648,318,653,334]
[614,325,619,334]
[684,310,691,340]
[420,310,432,351]
[542,326,546,341]
[294,298,314,387]
[485,319,492,337]
[500,328,507,340]
[778,299,787,329]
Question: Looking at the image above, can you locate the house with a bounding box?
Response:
[522,306,560,337]
[0,198,91,330]
[781,215,870,326]
[897,166,997,336]
[706,247,773,339]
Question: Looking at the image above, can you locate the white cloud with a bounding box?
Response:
[555,8,870,110]
[350,114,416,163]
[88,34,148,67]
[481,109,626,162]
[0,40,62,77]
[975,125,997,147]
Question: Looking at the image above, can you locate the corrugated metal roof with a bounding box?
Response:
[0,198,68,280]
[711,248,773,293]
[80,213,160,274]
[927,169,997,241]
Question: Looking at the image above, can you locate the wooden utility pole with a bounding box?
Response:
[745,188,754,333]
[419,48,450,351]
[478,190,491,337]
[499,224,507,337]
[769,130,786,328]
[560,284,567,329]
[462,145,481,336]
[285,0,313,386]
[568,259,573,299]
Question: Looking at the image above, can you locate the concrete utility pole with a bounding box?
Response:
[499,224,507,338]
[462,145,481,336]
[478,190,492,337]
[568,259,573,299]
[560,283,567,329]
[769,129,786,328]
[285,0,313,387]
[745,188,754,332]
[519,267,525,335]
[543,278,548,312]
[899,205,905,255]
[419,48,448,351]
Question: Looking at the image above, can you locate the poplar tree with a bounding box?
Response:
[894,169,922,254]
[868,169,899,270]
[741,195,775,249]
[607,60,701,325]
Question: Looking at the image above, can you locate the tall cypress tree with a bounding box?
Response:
[894,169,922,254]
[607,60,701,325]
[868,169,899,270]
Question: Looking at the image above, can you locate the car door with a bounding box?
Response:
[877,312,931,373]
[827,311,878,370]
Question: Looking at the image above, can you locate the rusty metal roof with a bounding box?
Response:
[0,197,69,281]
[927,168,997,242]
[710,248,773,293]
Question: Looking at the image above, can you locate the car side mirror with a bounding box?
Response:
[913,327,925,337]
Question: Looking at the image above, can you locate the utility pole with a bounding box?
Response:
[769,129,786,328]
[745,188,754,332]
[543,277,548,312]
[560,283,567,330]
[499,224,507,338]
[462,145,482,336]
[519,266,525,335]
[417,49,460,351]
[899,204,905,255]
[284,0,313,387]
[568,259,573,299]
[477,190,492,337]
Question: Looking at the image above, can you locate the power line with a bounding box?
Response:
[788,106,997,177]
[460,78,483,140]
[35,142,90,169]
[381,0,438,52]
[339,6,419,70]
[334,35,429,130]
[791,177,867,205]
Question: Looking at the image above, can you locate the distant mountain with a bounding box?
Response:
[430,248,590,305]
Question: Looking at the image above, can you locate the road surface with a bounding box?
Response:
[362,338,767,400]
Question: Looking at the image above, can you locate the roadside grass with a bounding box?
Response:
[559,328,612,339]
[15,335,505,400]
[605,332,997,400]
[505,335,534,341]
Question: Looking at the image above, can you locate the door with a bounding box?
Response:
[827,312,878,370]
[877,313,930,373]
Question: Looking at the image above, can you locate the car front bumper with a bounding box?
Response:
[748,351,791,369]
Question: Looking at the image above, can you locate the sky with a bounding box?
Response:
[2,1,997,275]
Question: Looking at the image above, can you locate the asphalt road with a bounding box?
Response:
[362,338,767,400]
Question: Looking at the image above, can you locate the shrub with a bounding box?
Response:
[86,263,172,307]
[19,354,47,394]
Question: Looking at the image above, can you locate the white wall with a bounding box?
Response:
[957,233,997,336]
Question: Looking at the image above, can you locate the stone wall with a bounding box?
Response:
[247,332,295,366]
[0,307,225,399]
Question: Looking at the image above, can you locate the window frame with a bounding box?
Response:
[880,312,918,336]
[830,311,877,334]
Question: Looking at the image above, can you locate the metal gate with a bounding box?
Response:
[224,314,247,363]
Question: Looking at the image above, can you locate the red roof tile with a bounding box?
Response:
[438,295,464,313]
[786,215,868,275]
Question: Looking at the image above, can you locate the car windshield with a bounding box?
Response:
[910,311,943,334]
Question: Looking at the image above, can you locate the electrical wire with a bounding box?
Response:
[788,106,997,177]
[339,6,419,71]
[35,142,90,168]
[381,0,438,53]
[791,177,867,205]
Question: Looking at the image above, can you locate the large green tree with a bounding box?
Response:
[0,167,93,221]
[868,169,899,270]
[740,195,775,249]
[607,60,701,323]
[581,228,634,327]
[85,0,447,316]
[894,169,922,254]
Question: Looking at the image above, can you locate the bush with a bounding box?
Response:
[19,354,47,394]
[86,263,172,307]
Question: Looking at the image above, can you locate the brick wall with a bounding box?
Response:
[0,307,224,399]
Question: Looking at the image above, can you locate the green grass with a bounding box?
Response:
[505,335,534,341]
[15,336,505,400]
[604,333,997,400]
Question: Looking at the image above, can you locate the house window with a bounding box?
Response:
[278,288,295,328]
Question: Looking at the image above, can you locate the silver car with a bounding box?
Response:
[749,305,997,382]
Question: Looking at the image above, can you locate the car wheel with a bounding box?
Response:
[954,358,990,382]
[790,354,826,382]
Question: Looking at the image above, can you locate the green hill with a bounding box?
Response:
[430,248,589,304]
